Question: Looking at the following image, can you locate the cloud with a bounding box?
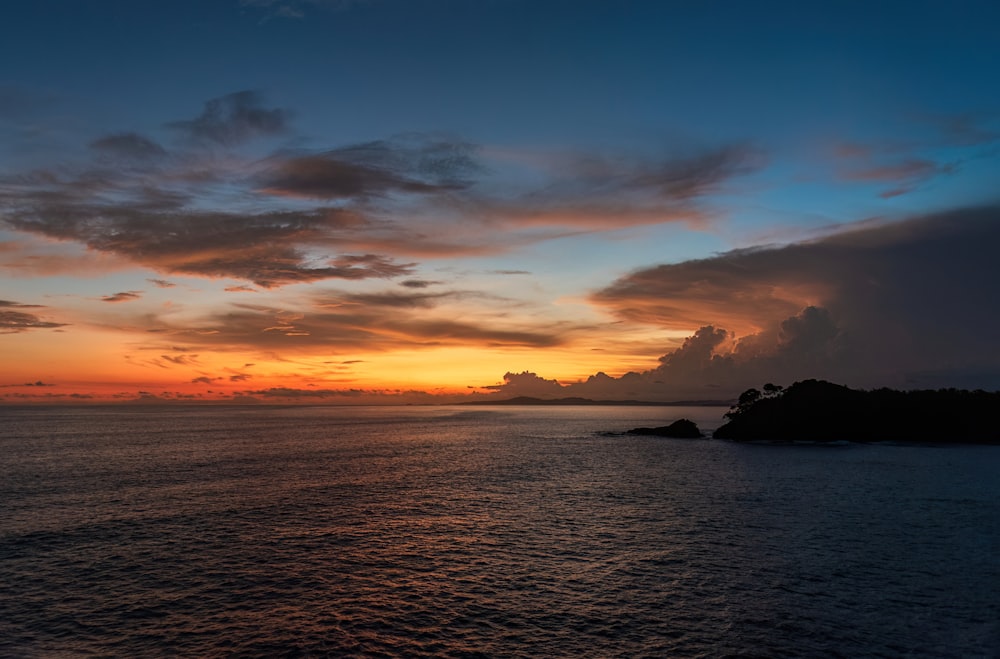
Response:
[160,354,199,365]
[828,126,968,198]
[482,371,565,397]
[840,157,955,199]
[400,279,441,288]
[2,104,762,288]
[248,387,366,398]
[0,310,67,333]
[101,291,143,303]
[240,386,445,404]
[166,91,289,146]
[147,278,176,288]
[127,296,562,353]
[2,198,415,287]
[618,145,760,201]
[258,136,481,200]
[241,0,367,20]
[581,205,1000,394]
[842,158,942,183]
[0,299,43,308]
[0,301,68,333]
[316,289,459,309]
[327,253,415,279]
[225,285,257,293]
[456,144,762,231]
[90,132,167,160]
[922,111,1000,148]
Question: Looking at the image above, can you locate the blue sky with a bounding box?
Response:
[2,0,999,402]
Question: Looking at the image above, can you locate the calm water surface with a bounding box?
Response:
[1,405,998,657]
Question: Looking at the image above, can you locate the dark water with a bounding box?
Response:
[1,405,998,657]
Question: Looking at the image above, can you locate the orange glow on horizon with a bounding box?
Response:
[0,321,685,404]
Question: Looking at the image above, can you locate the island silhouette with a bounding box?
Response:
[623,379,1000,443]
[711,379,1000,443]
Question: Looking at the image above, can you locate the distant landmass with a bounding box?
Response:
[712,379,1000,444]
[461,396,730,407]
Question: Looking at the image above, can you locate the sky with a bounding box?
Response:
[2,0,999,404]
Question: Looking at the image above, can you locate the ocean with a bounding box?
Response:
[1,404,998,657]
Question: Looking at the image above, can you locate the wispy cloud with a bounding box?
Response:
[90,132,167,160]
[160,354,199,366]
[101,291,143,303]
[240,0,367,21]
[399,279,442,289]
[257,136,481,199]
[825,112,999,198]
[166,91,290,146]
[1,93,762,288]
[125,292,563,353]
[0,300,68,333]
[837,155,955,199]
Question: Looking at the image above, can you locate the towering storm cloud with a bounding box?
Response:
[489,207,1000,401]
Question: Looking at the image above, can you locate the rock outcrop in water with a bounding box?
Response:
[626,418,703,438]
[713,379,1000,443]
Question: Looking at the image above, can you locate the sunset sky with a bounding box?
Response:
[2,0,999,403]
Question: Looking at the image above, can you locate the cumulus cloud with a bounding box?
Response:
[483,371,565,397]
[166,91,289,146]
[582,206,1000,395]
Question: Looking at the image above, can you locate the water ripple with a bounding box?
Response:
[1,405,998,657]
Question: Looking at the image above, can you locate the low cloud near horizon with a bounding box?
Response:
[489,206,1000,400]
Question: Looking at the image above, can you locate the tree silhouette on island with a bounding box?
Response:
[713,379,1000,443]
[626,379,1000,443]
